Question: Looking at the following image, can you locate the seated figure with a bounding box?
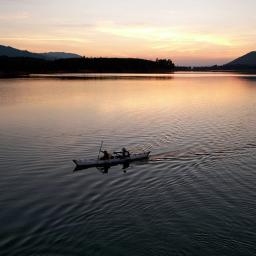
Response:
[100,150,112,160]
[122,147,130,158]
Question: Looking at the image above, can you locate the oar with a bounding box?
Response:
[97,141,104,160]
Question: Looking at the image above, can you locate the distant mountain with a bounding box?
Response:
[226,51,256,66]
[40,52,82,60]
[0,45,42,59]
[0,45,82,60]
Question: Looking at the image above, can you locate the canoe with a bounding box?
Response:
[73,151,150,168]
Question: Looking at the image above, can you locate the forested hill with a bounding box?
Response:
[0,57,175,75]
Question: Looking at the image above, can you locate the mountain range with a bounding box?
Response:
[1,44,256,68]
[226,51,256,67]
[0,45,82,60]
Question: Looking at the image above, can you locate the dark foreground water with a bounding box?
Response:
[0,73,256,255]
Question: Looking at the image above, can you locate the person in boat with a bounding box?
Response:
[113,148,130,158]
[122,147,130,158]
[100,150,112,160]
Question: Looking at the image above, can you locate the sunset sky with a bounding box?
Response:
[1,0,256,66]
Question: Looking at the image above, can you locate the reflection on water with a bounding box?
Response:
[1,73,256,255]
[77,162,131,174]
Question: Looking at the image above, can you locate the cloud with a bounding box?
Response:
[53,23,95,28]
[0,12,30,21]
[96,23,233,47]
[0,36,87,43]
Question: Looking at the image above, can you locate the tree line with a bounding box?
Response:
[0,56,175,75]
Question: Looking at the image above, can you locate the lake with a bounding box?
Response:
[0,73,256,255]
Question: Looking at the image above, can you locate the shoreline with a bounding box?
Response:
[1,71,256,80]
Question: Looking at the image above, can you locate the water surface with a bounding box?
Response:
[0,73,256,255]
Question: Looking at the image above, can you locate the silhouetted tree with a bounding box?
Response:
[0,56,176,75]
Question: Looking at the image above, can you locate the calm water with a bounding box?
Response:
[0,73,256,255]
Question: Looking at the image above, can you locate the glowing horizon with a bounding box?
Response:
[1,0,256,66]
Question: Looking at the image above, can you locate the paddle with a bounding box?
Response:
[97,141,104,160]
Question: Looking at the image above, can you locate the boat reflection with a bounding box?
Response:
[73,159,151,174]
[98,162,130,174]
[73,162,131,174]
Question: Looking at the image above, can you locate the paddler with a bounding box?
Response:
[122,147,130,158]
[100,150,112,160]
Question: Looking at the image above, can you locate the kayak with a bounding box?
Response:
[73,151,150,168]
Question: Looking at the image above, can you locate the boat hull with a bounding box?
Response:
[73,151,150,168]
